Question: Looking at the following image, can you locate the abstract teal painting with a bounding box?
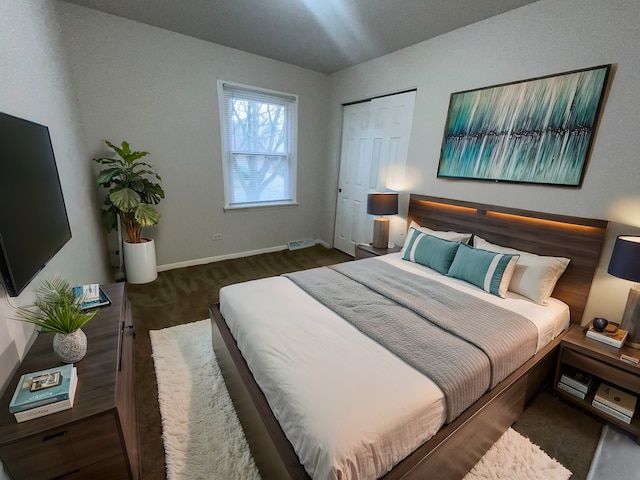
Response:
[437,65,610,187]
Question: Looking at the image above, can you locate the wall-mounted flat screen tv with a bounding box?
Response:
[0,112,72,297]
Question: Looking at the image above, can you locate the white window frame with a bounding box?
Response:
[217,80,298,210]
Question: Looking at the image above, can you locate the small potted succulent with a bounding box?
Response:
[94,140,164,284]
[14,277,98,363]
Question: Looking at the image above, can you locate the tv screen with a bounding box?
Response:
[0,112,72,297]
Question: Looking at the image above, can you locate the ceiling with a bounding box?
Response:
[61,0,539,74]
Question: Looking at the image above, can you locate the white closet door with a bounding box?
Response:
[333,91,416,256]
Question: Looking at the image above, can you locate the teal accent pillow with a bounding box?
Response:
[446,243,519,298]
[402,228,461,274]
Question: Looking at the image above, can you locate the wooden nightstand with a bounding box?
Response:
[554,324,640,441]
[355,243,402,260]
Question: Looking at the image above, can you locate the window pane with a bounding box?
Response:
[220,81,297,208]
[230,98,286,154]
[230,154,290,204]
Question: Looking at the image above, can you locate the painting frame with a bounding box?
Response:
[436,64,611,187]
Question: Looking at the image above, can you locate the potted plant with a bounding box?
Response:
[14,277,98,363]
[94,140,164,284]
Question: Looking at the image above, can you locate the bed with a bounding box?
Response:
[210,194,609,480]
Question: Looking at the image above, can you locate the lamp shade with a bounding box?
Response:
[367,193,398,216]
[608,236,640,282]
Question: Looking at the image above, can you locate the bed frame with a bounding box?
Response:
[210,195,609,480]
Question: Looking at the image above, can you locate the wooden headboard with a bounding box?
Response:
[407,194,609,324]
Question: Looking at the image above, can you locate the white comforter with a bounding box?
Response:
[219,253,569,480]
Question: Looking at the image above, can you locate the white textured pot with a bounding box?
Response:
[123,238,158,284]
[53,329,87,363]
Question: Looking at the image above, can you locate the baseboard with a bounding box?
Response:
[158,239,329,272]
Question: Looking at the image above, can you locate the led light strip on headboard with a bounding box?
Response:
[408,194,609,324]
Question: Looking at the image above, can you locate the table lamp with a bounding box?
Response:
[607,235,640,348]
[367,192,398,249]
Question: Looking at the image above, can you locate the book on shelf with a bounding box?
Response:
[557,381,586,399]
[14,368,78,423]
[585,326,628,348]
[9,364,75,413]
[593,383,637,418]
[592,399,632,424]
[560,367,593,394]
[73,284,111,310]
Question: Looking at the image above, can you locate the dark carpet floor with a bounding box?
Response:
[126,245,603,480]
[514,388,603,479]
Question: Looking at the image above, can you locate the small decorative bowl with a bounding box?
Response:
[592,317,608,332]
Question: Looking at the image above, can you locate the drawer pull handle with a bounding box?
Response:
[42,430,67,442]
[51,469,80,479]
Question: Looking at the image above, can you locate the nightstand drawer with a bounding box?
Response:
[562,348,640,395]
[0,413,123,480]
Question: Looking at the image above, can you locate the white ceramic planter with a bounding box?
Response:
[123,238,158,284]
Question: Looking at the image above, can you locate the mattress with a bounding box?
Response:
[219,253,569,480]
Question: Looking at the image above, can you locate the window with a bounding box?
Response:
[219,81,298,209]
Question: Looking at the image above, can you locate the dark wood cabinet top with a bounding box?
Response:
[0,283,125,445]
[355,243,402,258]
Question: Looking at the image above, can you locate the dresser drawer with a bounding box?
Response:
[0,413,123,480]
[48,454,130,480]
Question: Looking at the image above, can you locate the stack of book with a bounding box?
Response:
[557,367,593,399]
[592,383,637,424]
[586,325,628,348]
[73,283,111,310]
[9,364,78,423]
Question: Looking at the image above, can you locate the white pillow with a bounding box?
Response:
[473,236,570,305]
[401,221,471,254]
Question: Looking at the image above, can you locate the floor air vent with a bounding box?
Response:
[287,238,315,251]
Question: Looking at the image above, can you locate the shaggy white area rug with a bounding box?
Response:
[151,319,571,480]
[463,428,571,480]
[150,319,259,480]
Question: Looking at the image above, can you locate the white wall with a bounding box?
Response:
[0,1,111,477]
[328,0,640,324]
[57,2,333,268]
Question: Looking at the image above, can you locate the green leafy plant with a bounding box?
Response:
[14,277,98,334]
[94,140,164,243]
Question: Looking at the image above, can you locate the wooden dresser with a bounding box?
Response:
[0,283,140,480]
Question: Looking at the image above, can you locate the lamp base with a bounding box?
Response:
[372,217,390,249]
[620,285,640,349]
